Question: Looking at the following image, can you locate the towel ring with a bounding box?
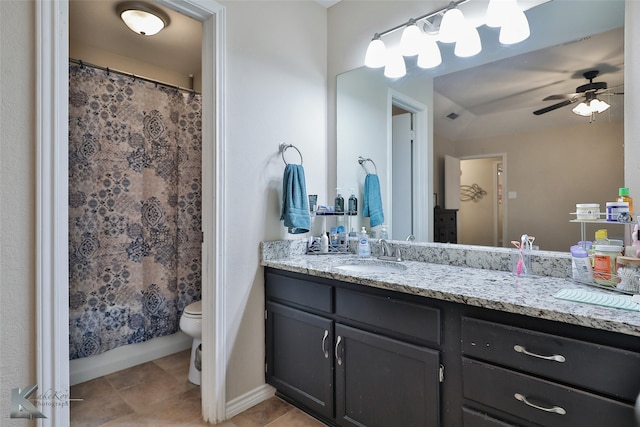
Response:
[358,156,378,175]
[279,142,303,165]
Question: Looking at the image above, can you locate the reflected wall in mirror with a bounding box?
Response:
[336,0,625,252]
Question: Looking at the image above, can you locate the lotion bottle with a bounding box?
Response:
[348,189,358,216]
[334,188,344,215]
[357,227,371,257]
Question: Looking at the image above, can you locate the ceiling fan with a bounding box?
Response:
[533,70,623,116]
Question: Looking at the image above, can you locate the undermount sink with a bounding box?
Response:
[334,259,407,274]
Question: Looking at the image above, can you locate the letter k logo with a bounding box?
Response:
[10,385,46,419]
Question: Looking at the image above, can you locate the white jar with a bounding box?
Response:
[605,201,629,222]
[576,203,600,220]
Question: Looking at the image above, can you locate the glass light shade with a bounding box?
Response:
[591,98,611,113]
[365,37,387,68]
[439,8,465,43]
[384,49,407,79]
[499,8,530,44]
[417,35,442,69]
[400,23,423,56]
[485,0,504,28]
[454,25,482,57]
[120,9,166,36]
[572,102,592,116]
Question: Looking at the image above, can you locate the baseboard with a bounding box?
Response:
[69,332,193,385]
[225,384,276,419]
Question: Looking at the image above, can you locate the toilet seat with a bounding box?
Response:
[183,300,202,317]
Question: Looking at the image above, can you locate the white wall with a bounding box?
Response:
[221,0,327,401]
[0,2,37,425]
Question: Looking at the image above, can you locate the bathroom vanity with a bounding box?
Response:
[261,241,640,427]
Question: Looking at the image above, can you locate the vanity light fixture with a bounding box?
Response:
[116,1,170,36]
[364,0,531,77]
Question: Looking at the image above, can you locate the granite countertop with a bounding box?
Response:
[261,242,640,338]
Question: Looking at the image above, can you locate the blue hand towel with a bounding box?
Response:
[280,164,310,234]
[363,173,384,228]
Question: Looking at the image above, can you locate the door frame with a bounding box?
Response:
[35,0,227,424]
[388,90,432,242]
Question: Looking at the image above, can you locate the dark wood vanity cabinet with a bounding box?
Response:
[265,269,442,427]
[264,268,640,427]
[434,208,458,243]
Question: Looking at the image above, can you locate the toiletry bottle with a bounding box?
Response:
[320,232,329,253]
[380,225,389,240]
[617,187,633,213]
[334,188,344,215]
[348,189,358,216]
[358,227,371,257]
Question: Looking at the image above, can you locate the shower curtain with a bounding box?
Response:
[68,64,202,359]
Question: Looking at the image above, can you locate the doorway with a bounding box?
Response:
[458,155,505,247]
[37,0,226,424]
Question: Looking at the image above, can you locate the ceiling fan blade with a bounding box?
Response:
[543,93,578,101]
[533,99,576,115]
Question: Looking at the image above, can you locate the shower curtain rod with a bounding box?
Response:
[69,58,200,95]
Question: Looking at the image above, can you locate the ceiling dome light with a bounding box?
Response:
[439,7,465,43]
[117,1,170,36]
[400,20,423,56]
[384,49,407,79]
[417,35,442,69]
[364,34,387,68]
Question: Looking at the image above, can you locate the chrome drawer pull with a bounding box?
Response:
[514,345,566,362]
[335,335,343,366]
[514,393,566,415]
[321,330,329,359]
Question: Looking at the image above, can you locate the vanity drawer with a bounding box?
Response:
[335,288,440,345]
[462,358,636,427]
[462,407,518,427]
[265,270,333,314]
[461,317,640,401]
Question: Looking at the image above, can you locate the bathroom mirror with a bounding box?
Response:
[336,0,625,252]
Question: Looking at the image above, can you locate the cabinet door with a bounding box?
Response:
[335,323,441,427]
[266,301,334,420]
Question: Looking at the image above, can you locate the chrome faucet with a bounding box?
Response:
[378,240,403,262]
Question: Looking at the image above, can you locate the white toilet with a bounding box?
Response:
[179,300,202,385]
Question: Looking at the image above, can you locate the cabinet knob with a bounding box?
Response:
[321,330,329,359]
[514,345,566,363]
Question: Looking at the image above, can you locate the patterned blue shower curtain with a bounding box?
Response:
[68,64,202,359]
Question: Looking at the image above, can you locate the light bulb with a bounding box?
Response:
[454,24,481,57]
[417,35,442,69]
[439,8,465,43]
[384,49,406,79]
[364,36,387,68]
[400,22,423,56]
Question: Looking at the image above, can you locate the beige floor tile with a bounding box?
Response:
[117,371,192,413]
[221,397,294,427]
[106,361,167,391]
[154,349,192,379]
[70,377,134,426]
[266,409,328,427]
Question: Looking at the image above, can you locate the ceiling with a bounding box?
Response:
[69,1,202,78]
[70,1,624,143]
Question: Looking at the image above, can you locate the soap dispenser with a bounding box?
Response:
[334,188,344,215]
[357,227,371,257]
[348,189,358,216]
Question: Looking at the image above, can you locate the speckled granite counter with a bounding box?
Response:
[260,240,640,338]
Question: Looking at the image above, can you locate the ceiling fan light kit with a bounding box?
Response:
[533,70,621,121]
[365,0,530,78]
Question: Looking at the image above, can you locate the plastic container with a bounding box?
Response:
[617,187,633,213]
[334,189,344,215]
[615,256,640,293]
[357,227,371,257]
[576,203,600,220]
[592,244,623,286]
[605,201,629,222]
[570,245,593,283]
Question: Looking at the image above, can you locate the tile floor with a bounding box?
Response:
[70,349,327,426]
